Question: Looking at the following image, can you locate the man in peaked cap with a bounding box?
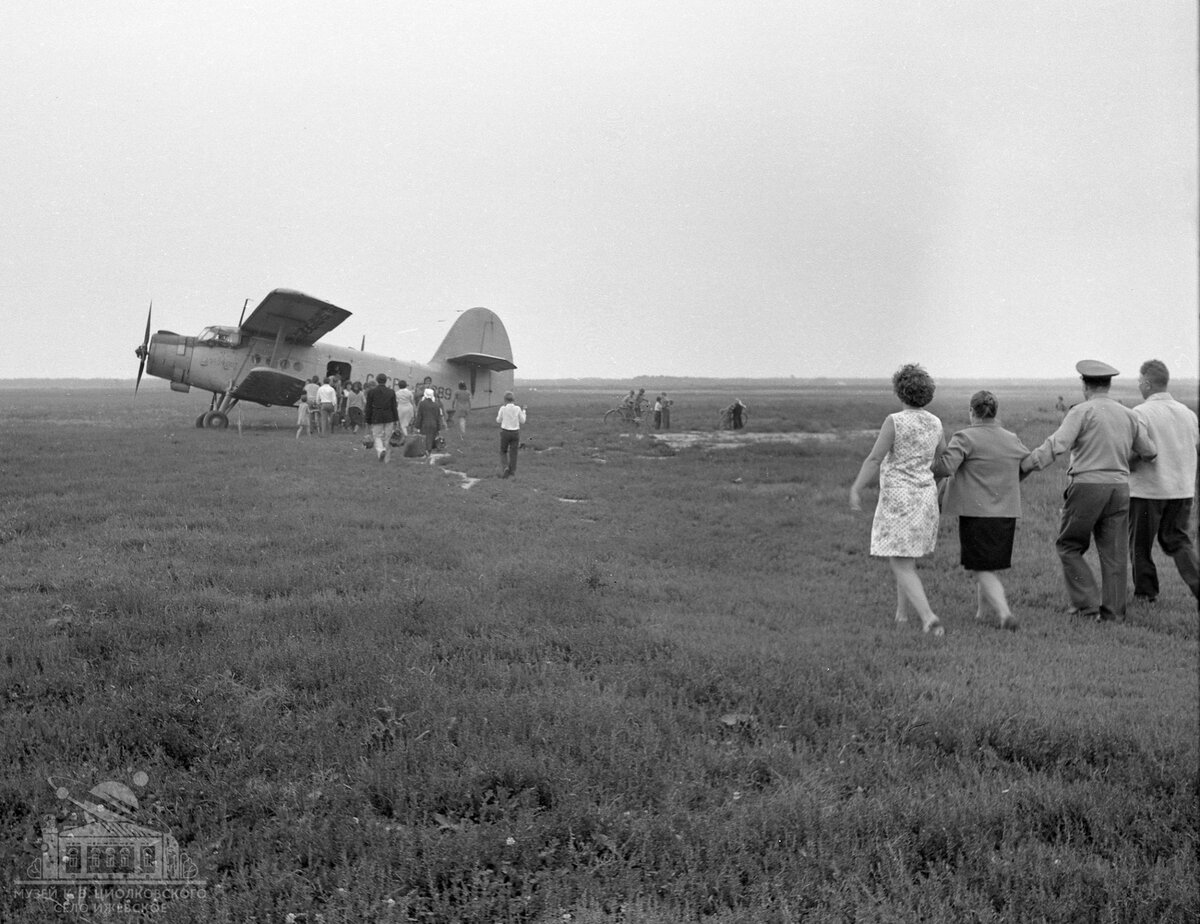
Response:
[1021,360,1157,621]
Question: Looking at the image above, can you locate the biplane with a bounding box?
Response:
[134,289,516,429]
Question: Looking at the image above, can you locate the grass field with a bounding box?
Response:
[1,381,1196,923]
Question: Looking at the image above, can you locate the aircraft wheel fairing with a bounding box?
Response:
[202,411,229,429]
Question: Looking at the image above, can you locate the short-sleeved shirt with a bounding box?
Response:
[497,404,526,430]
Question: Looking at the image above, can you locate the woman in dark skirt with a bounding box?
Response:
[937,390,1031,630]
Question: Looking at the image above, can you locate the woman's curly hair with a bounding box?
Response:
[892,363,935,408]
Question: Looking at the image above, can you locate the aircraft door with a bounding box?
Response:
[326,361,352,383]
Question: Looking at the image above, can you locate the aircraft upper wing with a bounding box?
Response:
[239,289,351,346]
[445,352,517,372]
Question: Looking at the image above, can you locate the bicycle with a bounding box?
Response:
[603,404,645,427]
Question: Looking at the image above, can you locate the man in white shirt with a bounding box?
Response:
[316,378,338,436]
[1129,359,1199,602]
[496,391,527,478]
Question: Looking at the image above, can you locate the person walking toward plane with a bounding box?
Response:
[850,363,947,636]
[496,391,526,478]
[451,381,471,444]
[394,379,415,437]
[1021,360,1157,621]
[345,381,365,433]
[936,390,1030,631]
[414,388,442,454]
[363,373,399,463]
[303,376,321,433]
[295,393,312,439]
[316,377,338,436]
[1128,359,1199,602]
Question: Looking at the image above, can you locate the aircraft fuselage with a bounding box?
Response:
[144,332,485,406]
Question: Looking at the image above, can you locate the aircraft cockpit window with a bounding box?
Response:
[198,326,240,348]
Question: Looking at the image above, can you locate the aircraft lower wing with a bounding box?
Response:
[232,368,307,407]
[445,352,517,372]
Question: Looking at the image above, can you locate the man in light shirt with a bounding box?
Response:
[316,377,338,436]
[1021,360,1156,621]
[1129,359,1199,602]
[496,391,527,478]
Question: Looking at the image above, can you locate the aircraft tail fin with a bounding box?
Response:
[432,307,516,406]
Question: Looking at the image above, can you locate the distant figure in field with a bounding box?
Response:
[720,399,747,430]
[1055,395,1068,414]
[450,381,471,443]
[345,381,365,433]
[496,391,527,478]
[849,363,947,636]
[363,373,399,463]
[635,388,648,418]
[936,390,1030,631]
[621,389,636,410]
[1128,359,1199,602]
[653,394,663,429]
[1021,360,1157,621]
[415,388,443,454]
[394,379,415,436]
[661,393,673,430]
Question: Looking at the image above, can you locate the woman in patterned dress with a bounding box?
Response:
[849,364,947,636]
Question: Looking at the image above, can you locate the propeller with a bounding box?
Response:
[134,301,152,393]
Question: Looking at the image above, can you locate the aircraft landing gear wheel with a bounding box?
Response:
[195,413,207,428]
[202,411,229,429]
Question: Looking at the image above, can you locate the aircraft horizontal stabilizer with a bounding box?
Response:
[445,352,517,372]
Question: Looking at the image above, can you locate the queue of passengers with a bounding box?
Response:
[296,374,458,459]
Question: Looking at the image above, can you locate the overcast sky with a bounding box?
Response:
[2,1,1195,382]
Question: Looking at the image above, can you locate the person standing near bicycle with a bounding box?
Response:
[634,388,649,420]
